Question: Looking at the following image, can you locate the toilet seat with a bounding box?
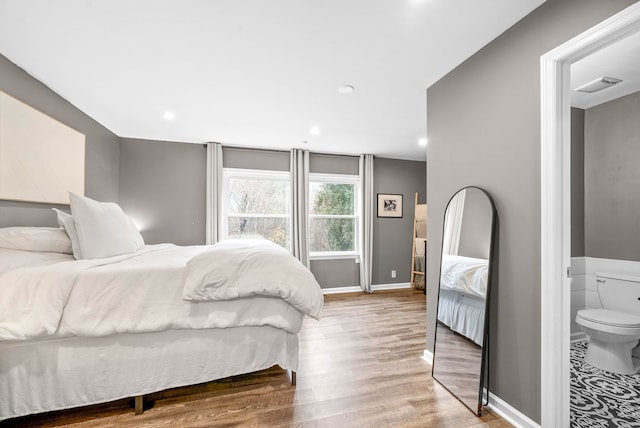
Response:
[577,309,640,335]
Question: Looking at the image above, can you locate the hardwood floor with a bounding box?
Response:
[2,289,512,427]
[432,322,484,414]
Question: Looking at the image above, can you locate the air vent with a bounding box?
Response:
[574,76,622,93]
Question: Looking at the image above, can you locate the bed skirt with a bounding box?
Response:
[437,289,485,346]
[0,326,298,421]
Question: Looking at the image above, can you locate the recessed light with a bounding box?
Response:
[310,126,320,136]
[163,111,175,121]
[338,85,355,94]
[301,140,309,144]
[418,137,428,146]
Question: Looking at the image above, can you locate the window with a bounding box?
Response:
[308,173,360,258]
[223,168,291,249]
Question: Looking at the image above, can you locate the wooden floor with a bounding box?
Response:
[3,289,511,427]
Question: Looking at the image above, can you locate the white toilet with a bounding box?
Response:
[575,272,640,375]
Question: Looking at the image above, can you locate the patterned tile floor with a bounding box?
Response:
[570,341,640,427]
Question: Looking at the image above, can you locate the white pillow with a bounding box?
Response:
[69,193,145,259]
[52,208,83,259]
[0,227,73,254]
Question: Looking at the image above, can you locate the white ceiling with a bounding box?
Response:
[571,31,640,109]
[0,0,546,161]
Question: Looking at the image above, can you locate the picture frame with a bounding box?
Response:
[377,193,403,218]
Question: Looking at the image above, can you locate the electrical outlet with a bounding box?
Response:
[391,270,396,278]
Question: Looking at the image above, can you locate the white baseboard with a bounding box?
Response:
[486,393,540,428]
[423,349,537,427]
[421,349,433,365]
[372,282,411,291]
[321,282,411,294]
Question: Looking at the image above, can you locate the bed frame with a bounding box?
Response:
[0,325,298,421]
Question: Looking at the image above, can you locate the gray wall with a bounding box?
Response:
[425,0,635,422]
[0,54,120,227]
[457,189,493,260]
[571,108,586,257]
[310,258,360,288]
[224,147,289,171]
[373,157,426,285]
[119,143,425,288]
[585,91,640,261]
[119,138,207,245]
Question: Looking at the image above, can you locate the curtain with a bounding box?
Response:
[290,149,310,267]
[442,189,466,255]
[205,142,224,245]
[359,154,374,292]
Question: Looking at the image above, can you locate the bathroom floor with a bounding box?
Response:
[570,341,640,427]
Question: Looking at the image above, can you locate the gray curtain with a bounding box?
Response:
[442,188,466,255]
[359,154,374,292]
[205,142,224,245]
[290,148,310,267]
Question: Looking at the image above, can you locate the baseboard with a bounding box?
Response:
[486,393,540,428]
[372,282,411,291]
[421,349,433,365]
[322,282,411,294]
[322,286,363,294]
[423,349,537,427]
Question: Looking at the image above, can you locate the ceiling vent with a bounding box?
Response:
[574,76,622,93]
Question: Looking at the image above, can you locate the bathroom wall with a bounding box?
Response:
[571,91,640,336]
[584,90,640,261]
[571,107,586,258]
[570,107,586,336]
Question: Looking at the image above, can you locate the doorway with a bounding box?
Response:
[540,3,640,426]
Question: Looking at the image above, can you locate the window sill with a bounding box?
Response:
[309,253,360,262]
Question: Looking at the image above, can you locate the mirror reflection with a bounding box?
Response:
[432,186,496,416]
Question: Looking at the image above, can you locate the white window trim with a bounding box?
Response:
[222,168,291,243]
[310,252,361,262]
[308,172,360,260]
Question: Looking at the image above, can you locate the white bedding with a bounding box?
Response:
[0,242,323,341]
[184,239,323,319]
[439,254,488,298]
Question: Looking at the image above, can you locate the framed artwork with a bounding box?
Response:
[377,193,403,218]
[0,91,85,205]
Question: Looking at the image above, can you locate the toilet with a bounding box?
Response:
[575,272,640,375]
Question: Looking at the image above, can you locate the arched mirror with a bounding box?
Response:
[432,186,497,416]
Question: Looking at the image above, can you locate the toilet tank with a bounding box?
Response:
[596,272,640,315]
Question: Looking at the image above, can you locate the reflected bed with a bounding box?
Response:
[436,254,488,345]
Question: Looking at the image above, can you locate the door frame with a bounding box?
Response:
[540,3,640,426]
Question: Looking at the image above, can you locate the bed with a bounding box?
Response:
[436,254,488,346]
[0,195,324,421]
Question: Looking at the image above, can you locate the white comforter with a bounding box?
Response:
[439,254,488,298]
[183,239,323,319]
[0,242,323,341]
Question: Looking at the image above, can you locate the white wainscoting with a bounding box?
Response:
[571,257,640,339]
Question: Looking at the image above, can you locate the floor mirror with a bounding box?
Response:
[432,186,497,416]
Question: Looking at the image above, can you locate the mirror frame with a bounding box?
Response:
[431,186,497,416]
